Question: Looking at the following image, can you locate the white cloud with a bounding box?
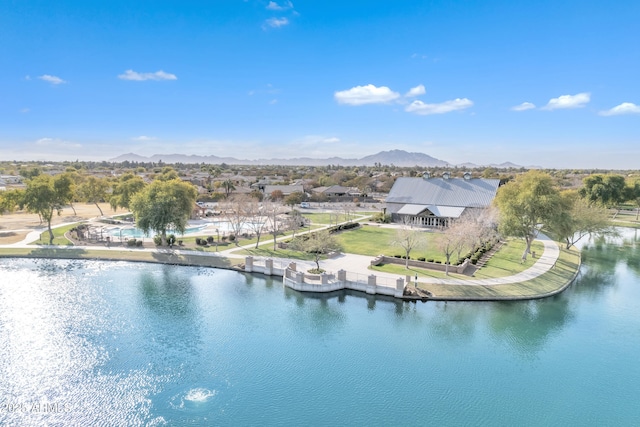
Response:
[266,1,293,10]
[38,74,66,85]
[542,92,590,110]
[35,137,82,150]
[131,136,157,141]
[511,102,536,111]
[19,108,30,113]
[269,99,278,104]
[405,84,426,98]
[118,70,177,81]
[405,98,473,115]
[334,84,400,106]
[599,102,640,116]
[263,17,289,28]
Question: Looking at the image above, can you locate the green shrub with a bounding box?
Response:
[127,239,137,247]
[426,258,434,263]
[136,240,143,247]
[417,257,426,262]
[153,235,162,246]
[206,236,214,244]
[228,234,236,242]
[371,212,392,223]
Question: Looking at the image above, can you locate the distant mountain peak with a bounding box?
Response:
[108,149,526,168]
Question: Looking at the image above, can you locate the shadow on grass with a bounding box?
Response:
[27,246,89,259]
[150,250,238,269]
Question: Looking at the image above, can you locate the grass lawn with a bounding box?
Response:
[0,247,243,269]
[472,240,544,279]
[236,246,317,261]
[335,224,445,261]
[417,246,580,299]
[370,238,545,280]
[31,223,78,246]
[301,212,373,225]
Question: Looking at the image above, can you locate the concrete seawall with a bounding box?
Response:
[243,256,406,298]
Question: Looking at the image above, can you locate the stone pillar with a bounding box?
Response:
[321,273,329,284]
[265,258,273,276]
[396,277,405,298]
[406,275,412,285]
[366,274,377,295]
[245,256,253,272]
[295,271,304,284]
[288,262,297,272]
[337,269,347,282]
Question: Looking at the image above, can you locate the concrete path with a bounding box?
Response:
[0,217,561,287]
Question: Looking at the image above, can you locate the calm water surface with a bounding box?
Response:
[1,229,639,426]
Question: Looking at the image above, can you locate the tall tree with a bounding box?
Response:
[129,179,198,245]
[549,190,611,249]
[493,170,563,260]
[22,175,69,244]
[579,174,626,208]
[55,172,78,215]
[221,179,235,197]
[0,189,24,214]
[623,179,640,220]
[110,173,146,211]
[78,176,110,216]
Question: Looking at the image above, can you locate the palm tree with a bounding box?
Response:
[222,179,235,198]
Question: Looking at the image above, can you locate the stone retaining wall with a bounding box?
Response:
[371,255,472,275]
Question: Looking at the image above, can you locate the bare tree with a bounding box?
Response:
[392,217,427,268]
[287,209,306,238]
[244,199,269,248]
[263,200,286,250]
[290,229,342,272]
[436,225,464,275]
[220,194,249,245]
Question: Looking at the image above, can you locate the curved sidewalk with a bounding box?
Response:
[1,220,560,287]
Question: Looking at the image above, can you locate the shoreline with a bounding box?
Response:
[0,243,582,302]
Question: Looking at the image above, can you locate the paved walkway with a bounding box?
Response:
[0,217,561,287]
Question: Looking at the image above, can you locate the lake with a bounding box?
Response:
[1,228,639,426]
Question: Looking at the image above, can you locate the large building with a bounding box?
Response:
[385,172,500,227]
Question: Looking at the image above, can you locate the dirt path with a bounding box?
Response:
[0,203,118,244]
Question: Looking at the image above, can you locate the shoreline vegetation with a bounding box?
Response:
[0,230,582,301]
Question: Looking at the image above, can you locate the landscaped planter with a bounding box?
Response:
[371,255,471,274]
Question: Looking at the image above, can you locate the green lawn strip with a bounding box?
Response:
[370,263,457,280]
[234,246,317,261]
[30,223,78,246]
[334,224,445,261]
[301,212,373,225]
[0,247,243,269]
[472,240,544,279]
[417,246,580,299]
[369,239,544,280]
[610,220,640,229]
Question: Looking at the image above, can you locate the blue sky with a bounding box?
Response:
[1,0,639,168]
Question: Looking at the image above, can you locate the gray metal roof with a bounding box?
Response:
[396,204,428,215]
[386,177,500,208]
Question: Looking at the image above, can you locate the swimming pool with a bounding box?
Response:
[107,224,208,239]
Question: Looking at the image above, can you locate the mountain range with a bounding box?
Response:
[109,150,537,169]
